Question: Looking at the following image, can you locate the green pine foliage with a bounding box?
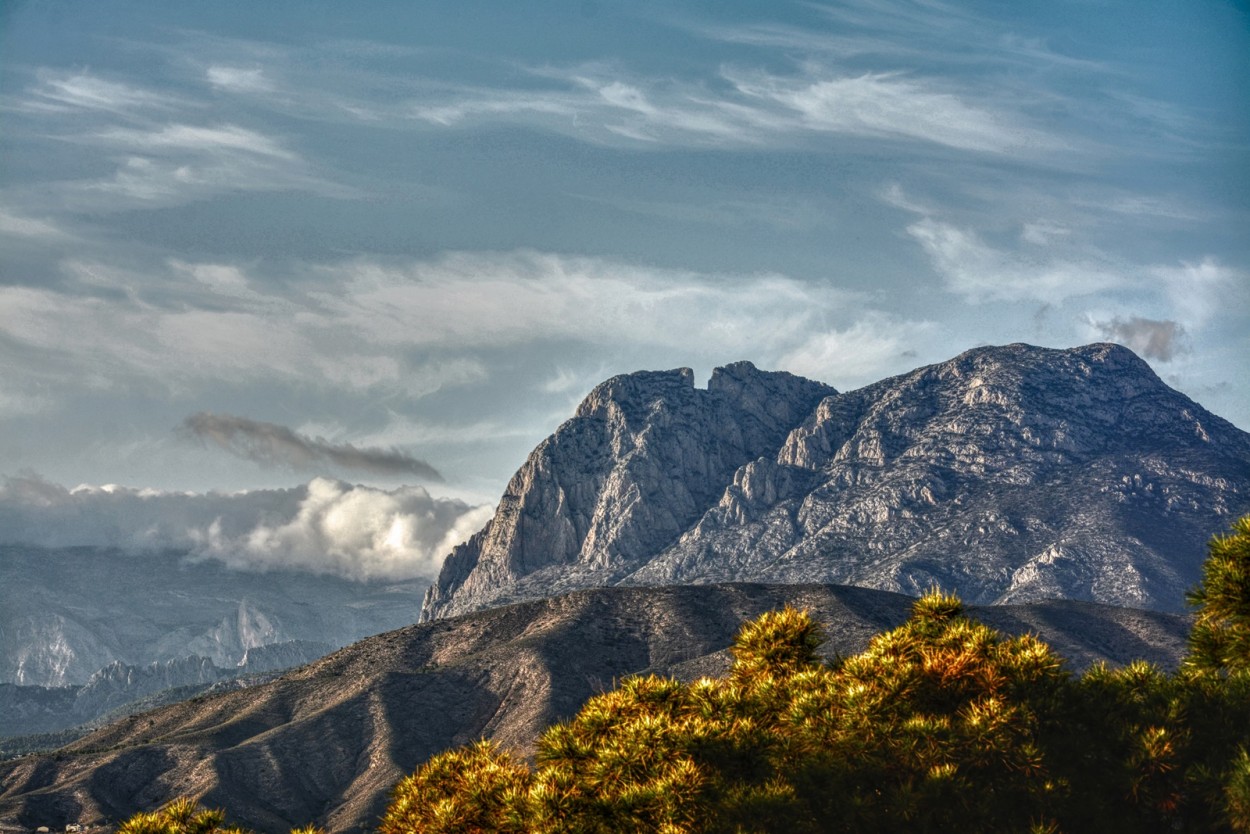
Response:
[380,740,533,834]
[117,516,1250,833]
[383,593,1222,833]
[1187,514,1250,674]
[114,797,325,834]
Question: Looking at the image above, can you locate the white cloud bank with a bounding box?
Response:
[0,473,492,581]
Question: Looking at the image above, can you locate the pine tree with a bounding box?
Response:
[1187,515,1250,674]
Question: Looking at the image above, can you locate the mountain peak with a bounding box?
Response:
[423,344,1250,621]
[422,362,835,620]
[575,367,696,419]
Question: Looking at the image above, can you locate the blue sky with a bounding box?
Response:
[0,1,1247,577]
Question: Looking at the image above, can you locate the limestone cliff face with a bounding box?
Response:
[424,344,1250,619]
[637,343,1250,609]
[421,363,835,620]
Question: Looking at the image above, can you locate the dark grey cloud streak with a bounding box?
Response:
[182,412,442,481]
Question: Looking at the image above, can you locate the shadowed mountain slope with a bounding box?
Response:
[423,344,1250,620]
[0,583,1191,834]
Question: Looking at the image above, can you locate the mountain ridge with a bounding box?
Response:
[423,343,1250,620]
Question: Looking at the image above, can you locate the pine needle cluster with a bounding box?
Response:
[114,797,325,834]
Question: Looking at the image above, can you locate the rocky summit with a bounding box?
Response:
[423,343,1250,620]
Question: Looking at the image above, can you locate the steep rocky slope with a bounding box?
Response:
[424,344,1250,620]
[423,362,833,620]
[0,583,1191,834]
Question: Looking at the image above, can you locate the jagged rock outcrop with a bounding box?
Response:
[424,344,1250,619]
[237,640,334,675]
[73,656,222,719]
[0,583,1193,834]
[422,363,835,619]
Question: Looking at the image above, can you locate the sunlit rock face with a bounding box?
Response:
[423,343,1250,620]
[422,362,836,619]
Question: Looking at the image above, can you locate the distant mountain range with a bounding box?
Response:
[0,546,429,740]
[424,343,1250,620]
[1,546,429,690]
[0,641,331,750]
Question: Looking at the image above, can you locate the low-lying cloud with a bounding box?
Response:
[182,412,442,481]
[0,473,491,581]
[190,477,492,580]
[1091,316,1187,362]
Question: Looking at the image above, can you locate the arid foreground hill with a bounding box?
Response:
[0,583,1190,834]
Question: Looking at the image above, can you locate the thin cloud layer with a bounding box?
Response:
[407,65,1062,156]
[183,412,443,481]
[0,250,927,405]
[905,217,1128,304]
[0,473,490,581]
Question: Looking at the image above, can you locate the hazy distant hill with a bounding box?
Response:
[0,546,428,691]
[0,583,1191,833]
[423,343,1250,620]
[0,641,332,746]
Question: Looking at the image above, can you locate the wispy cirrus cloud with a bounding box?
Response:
[0,207,74,241]
[147,31,1068,158]
[730,69,1062,154]
[182,412,443,481]
[94,123,296,158]
[10,69,353,210]
[19,71,183,115]
[61,121,352,208]
[704,0,1115,76]
[1154,258,1240,329]
[888,181,1246,363]
[905,216,1128,304]
[778,315,933,382]
[403,64,1064,156]
[0,249,930,409]
[206,65,276,94]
